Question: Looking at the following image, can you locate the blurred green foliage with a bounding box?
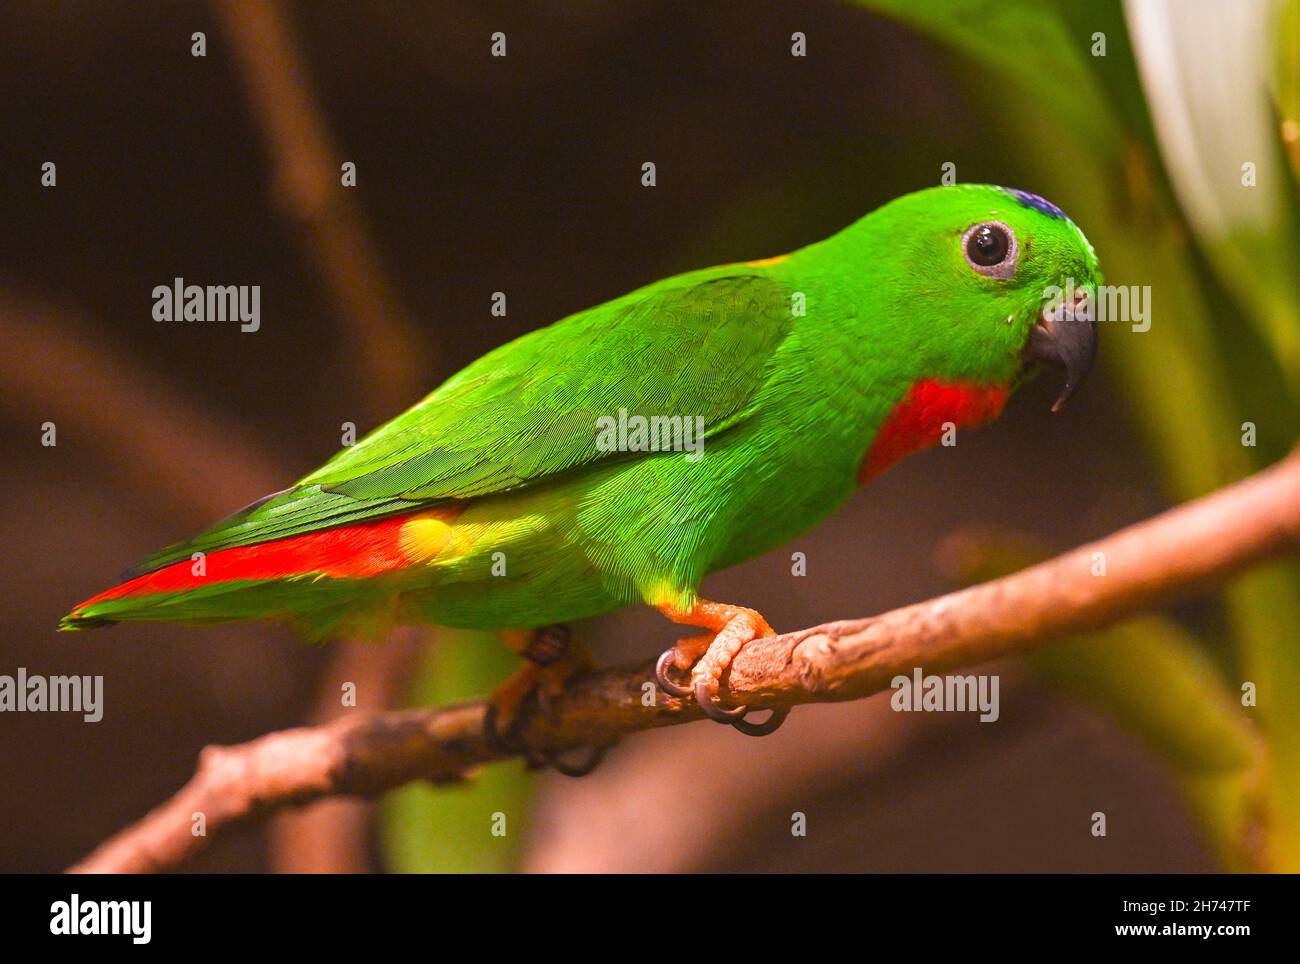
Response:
[380,629,534,873]
[852,0,1300,870]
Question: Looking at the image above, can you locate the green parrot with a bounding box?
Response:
[62,184,1100,766]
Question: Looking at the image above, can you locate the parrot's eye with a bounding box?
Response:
[962,221,1017,279]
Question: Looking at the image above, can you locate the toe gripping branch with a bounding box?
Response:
[483,624,607,777]
[482,702,607,778]
[654,647,790,737]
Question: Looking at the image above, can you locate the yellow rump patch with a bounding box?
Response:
[643,578,697,613]
[398,508,460,562]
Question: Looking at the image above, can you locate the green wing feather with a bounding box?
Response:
[132,271,794,575]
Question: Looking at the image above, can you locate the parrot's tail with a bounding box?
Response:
[59,507,460,638]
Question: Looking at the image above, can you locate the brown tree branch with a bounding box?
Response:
[68,448,1300,873]
[266,626,428,873]
[0,287,284,521]
[215,0,430,417]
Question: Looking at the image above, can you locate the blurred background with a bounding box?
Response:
[2,0,1297,873]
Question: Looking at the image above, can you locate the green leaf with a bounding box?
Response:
[1125,0,1300,390]
[857,0,1118,143]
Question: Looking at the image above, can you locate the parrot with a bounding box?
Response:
[61,183,1101,771]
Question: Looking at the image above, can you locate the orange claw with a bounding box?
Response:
[653,599,789,735]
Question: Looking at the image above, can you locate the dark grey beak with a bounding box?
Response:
[1024,296,1097,412]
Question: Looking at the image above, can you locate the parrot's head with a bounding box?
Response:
[838,183,1103,411]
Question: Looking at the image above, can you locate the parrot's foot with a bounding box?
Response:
[654,600,791,737]
[484,625,608,777]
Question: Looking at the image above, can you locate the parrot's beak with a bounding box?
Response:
[1024,291,1097,412]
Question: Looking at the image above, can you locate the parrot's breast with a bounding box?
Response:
[859,379,1009,483]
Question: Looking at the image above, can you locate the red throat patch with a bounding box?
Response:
[859,379,1010,483]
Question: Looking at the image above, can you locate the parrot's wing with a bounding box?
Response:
[306,274,793,500]
[131,272,794,574]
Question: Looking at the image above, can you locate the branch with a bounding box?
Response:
[215,0,430,417]
[0,287,283,522]
[266,626,428,872]
[69,449,1300,873]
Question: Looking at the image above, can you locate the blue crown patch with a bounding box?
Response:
[1004,188,1067,221]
